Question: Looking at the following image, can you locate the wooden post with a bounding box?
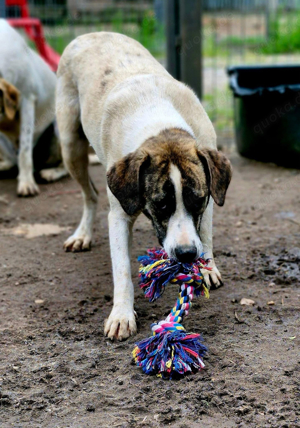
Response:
[165,0,203,99]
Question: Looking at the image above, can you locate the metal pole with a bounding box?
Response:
[165,0,181,80]
[165,0,203,99]
[180,0,202,99]
[0,0,6,18]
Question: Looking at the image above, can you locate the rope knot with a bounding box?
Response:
[133,248,211,379]
[151,321,185,335]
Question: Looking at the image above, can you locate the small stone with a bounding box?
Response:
[34,299,44,304]
[268,282,275,287]
[240,298,255,306]
[267,301,275,305]
[86,404,95,412]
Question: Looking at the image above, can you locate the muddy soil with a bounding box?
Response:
[0,153,299,428]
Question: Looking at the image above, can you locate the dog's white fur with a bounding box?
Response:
[164,164,203,258]
[56,32,221,340]
[0,19,68,195]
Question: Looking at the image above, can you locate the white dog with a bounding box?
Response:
[56,32,232,340]
[0,19,67,196]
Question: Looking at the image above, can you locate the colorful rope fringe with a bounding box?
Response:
[132,248,212,379]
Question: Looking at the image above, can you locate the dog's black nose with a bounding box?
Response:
[175,246,197,263]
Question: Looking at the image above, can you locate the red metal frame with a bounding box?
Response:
[5,0,60,72]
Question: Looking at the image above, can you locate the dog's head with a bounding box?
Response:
[107,129,232,262]
[0,78,20,121]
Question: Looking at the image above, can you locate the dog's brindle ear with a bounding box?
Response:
[107,149,149,216]
[197,148,232,206]
[0,79,20,120]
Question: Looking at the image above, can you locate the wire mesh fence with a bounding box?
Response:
[6,0,165,59]
[203,0,300,145]
[5,0,300,144]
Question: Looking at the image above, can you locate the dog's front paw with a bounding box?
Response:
[202,261,223,290]
[17,179,40,197]
[40,167,68,183]
[104,306,137,341]
[64,231,92,252]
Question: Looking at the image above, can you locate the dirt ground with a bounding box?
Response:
[0,151,299,428]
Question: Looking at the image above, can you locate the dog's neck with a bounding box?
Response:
[122,99,194,156]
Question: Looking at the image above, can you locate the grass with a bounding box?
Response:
[259,12,300,54]
[203,11,300,57]
[41,10,165,58]
[203,90,234,132]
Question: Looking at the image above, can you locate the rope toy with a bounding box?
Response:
[132,248,212,379]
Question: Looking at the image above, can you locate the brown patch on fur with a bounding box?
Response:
[197,148,232,206]
[0,78,20,121]
[141,128,208,197]
[104,69,113,75]
[107,128,232,219]
[106,149,149,216]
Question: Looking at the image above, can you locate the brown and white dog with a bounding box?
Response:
[56,32,232,340]
[0,20,67,195]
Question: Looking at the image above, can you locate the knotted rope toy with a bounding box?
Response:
[132,248,212,379]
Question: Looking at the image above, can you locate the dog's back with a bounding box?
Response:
[58,32,169,104]
[57,32,216,166]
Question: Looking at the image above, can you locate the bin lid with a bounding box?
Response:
[227,65,300,97]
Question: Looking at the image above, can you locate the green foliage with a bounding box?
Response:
[110,10,165,58]
[203,11,300,57]
[260,13,300,54]
[41,10,165,58]
[138,12,165,57]
[111,10,124,34]
[203,90,234,131]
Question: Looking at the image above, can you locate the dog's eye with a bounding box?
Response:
[193,198,205,211]
[154,195,175,217]
[156,200,168,210]
[184,190,205,211]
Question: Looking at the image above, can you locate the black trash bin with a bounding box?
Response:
[228,65,300,168]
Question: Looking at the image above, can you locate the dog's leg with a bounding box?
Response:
[0,159,14,171]
[104,195,137,341]
[58,116,97,252]
[200,198,222,288]
[88,153,101,165]
[0,132,17,170]
[17,96,39,196]
[62,134,98,252]
[39,154,98,183]
[39,163,69,182]
[56,77,98,251]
